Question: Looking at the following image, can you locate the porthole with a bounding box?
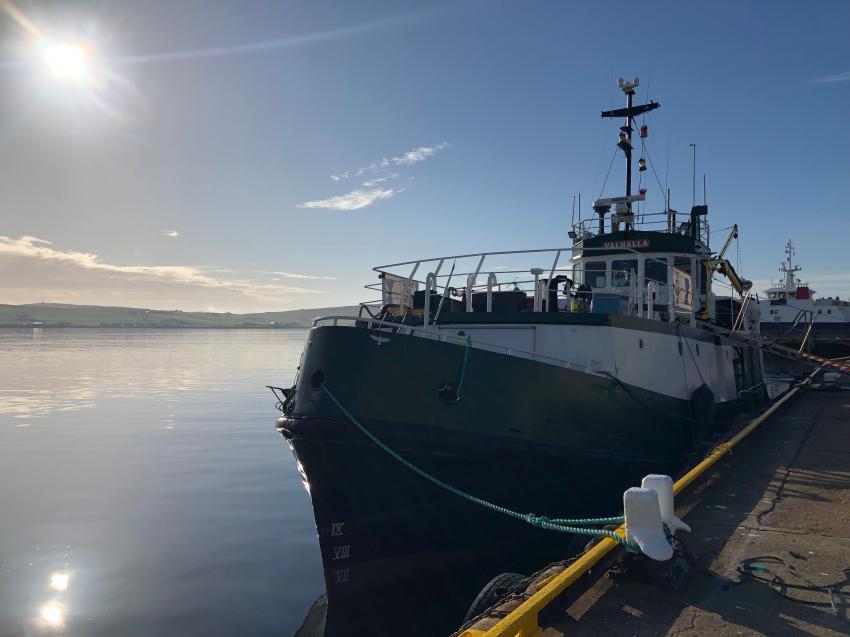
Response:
[678,342,683,355]
[639,338,644,349]
[695,344,700,356]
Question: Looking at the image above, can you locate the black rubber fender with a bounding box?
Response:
[690,384,715,448]
[462,572,530,623]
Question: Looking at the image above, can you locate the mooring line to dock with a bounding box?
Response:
[320,384,637,548]
[455,365,824,637]
[442,336,472,403]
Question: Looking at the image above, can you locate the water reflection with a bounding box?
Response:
[35,572,72,632]
[37,602,65,630]
[0,329,296,420]
[48,572,70,592]
[0,328,324,637]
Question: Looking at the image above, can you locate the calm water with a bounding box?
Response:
[0,328,800,637]
[0,328,322,637]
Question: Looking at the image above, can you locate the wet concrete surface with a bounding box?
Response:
[542,384,850,637]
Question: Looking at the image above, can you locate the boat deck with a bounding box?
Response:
[541,382,850,636]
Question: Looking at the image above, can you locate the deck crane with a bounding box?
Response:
[700,223,752,320]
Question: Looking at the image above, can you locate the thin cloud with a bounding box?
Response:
[310,142,448,210]
[263,271,337,281]
[299,187,406,211]
[361,174,399,187]
[331,158,389,181]
[330,143,450,181]
[161,229,179,238]
[110,5,457,66]
[812,70,850,84]
[0,235,321,302]
[393,142,451,165]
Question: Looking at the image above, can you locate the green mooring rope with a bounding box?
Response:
[441,335,472,403]
[321,383,638,551]
[455,336,471,400]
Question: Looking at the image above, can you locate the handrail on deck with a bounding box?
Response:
[374,248,569,276]
[368,241,747,327]
[570,210,710,248]
[457,366,822,637]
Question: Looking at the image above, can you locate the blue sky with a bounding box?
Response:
[0,0,848,312]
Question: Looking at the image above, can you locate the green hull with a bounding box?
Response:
[281,323,760,635]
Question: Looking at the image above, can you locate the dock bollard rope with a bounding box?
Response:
[320,383,641,551]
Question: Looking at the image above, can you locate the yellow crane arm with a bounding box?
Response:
[699,224,752,319]
[715,260,752,295]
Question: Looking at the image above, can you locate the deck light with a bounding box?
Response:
[638,158,647,171]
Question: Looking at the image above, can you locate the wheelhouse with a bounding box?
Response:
[344,76,752,334]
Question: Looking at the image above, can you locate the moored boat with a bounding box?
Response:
[276,77,768,636]
[757,240,850,357]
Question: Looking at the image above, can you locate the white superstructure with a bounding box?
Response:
[757,240,850,327]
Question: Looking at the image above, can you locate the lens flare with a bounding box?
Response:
[43,44,88,80]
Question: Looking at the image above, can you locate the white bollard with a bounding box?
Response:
[623,487,673,561]
[641,474,691,534]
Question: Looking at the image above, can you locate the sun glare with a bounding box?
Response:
[38,603,65,629]
[43,44,88,80]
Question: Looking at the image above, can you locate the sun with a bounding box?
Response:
[42,43,88,80]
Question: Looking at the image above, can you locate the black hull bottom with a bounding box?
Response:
[285,414,683,637]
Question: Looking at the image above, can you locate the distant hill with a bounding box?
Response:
[0,303,360,328]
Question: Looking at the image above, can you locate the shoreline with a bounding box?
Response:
[0,324,312,330]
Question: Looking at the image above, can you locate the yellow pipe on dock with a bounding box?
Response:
[458,368,821,637]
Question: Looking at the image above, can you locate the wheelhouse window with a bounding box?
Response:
[585,261,607,288]
[673,256,692,274]
[645,257,668,285]
[611,259,638,287]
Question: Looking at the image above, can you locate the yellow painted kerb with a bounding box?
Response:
[458,368,820,637]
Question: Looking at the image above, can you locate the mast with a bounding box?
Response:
[600,78,659,231]
[624,84,633,201]
[780,239,801,289]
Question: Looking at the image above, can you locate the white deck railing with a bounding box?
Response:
[358,240,752,330]
[570,211,710,246]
